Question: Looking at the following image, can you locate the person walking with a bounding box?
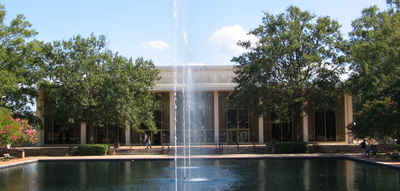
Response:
[145,133,152,150]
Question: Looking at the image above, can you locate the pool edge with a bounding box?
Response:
[1,154,400,171]
[343,155,400,170]
[0,159,38,169]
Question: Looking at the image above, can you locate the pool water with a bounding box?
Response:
[0,159,399,191]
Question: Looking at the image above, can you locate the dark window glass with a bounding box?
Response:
[238,110,249,129]
[315,111,336,141]
[227,110,237,129]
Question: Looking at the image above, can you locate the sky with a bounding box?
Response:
[2,0,388,66]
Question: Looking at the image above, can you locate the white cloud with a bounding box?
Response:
[209,25,257,55]
[144,40,169,50]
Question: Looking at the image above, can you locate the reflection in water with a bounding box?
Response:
[258,159,265,191]
[303,159,310,191]
[345,160,354,190]
[398,172,400,185]
[0,159,400,191]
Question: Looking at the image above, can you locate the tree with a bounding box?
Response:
[41,34,159,143]
[100,56,159,133]
[348,2,400,141]
[231,6,347,141]
[0,5,45,115]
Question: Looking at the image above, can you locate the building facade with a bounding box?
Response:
[37,65,353,145]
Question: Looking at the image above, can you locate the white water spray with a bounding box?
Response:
[172,0,204,189]
[172,0,179,190]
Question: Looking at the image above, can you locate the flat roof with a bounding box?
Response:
[154,65,236,91]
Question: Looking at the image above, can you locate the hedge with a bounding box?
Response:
[75,144,109,156]
[274,142,307,154]
[391,144,400,152]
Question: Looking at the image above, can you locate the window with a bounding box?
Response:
[271,113,296,142]
[225,109,249,143]
[174,92,214,144]
[315,110,336,141]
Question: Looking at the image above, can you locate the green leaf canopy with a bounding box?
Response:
[41,34,160,136]
[231,6,347,140]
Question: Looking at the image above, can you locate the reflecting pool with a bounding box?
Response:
[0,159,399,191]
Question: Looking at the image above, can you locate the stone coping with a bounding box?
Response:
[344,155,400,169]
[0,158,38,169]
[1,154,400,170]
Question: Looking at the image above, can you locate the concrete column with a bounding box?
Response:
[169,91,175,144]
[125,121,131,145]
[214,91,219,144]
[303,112,309,142]
[258,114,264,144]
[258,98,264,144]
[36,91,45,145]
[80,122,87,144]
[344,94,353,143]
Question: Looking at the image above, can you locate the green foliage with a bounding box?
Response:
[75,144,109,156]
[0,5,46,114]
[274,142,307,154]
[231,6,347,141]
[350,98,400,141]
[41,34,160,140]
[348,3,400,141]
[390,144,400,151]
[387,0,400,9]
[0,4,159,141]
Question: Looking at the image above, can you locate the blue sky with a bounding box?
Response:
[3,0,387,66]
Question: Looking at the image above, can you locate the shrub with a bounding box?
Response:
[0,107,38,146]
[306,144,320,153]
[75,144,109,156]
[391,144,400,151]
[274,142,307,154]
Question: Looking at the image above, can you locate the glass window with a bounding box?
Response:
[239,130,249,142]
[227,110,237,129]
[315,110,336,141]
[221,92,251,143]
[238,110,249,129]
[270,113,295,142]
[154,110,161,129]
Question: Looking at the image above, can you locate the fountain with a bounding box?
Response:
[171,0,213,189]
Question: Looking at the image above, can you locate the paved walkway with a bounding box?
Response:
[2,153,400,169]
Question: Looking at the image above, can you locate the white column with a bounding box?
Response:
[80,122,87,144]
[125,121,131,145]
[169,91,175,144]
[303,112,309,142]
[258,114,264,144]
[344,94,353,143]
[214,91,219,144]
[258,98,264,144]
